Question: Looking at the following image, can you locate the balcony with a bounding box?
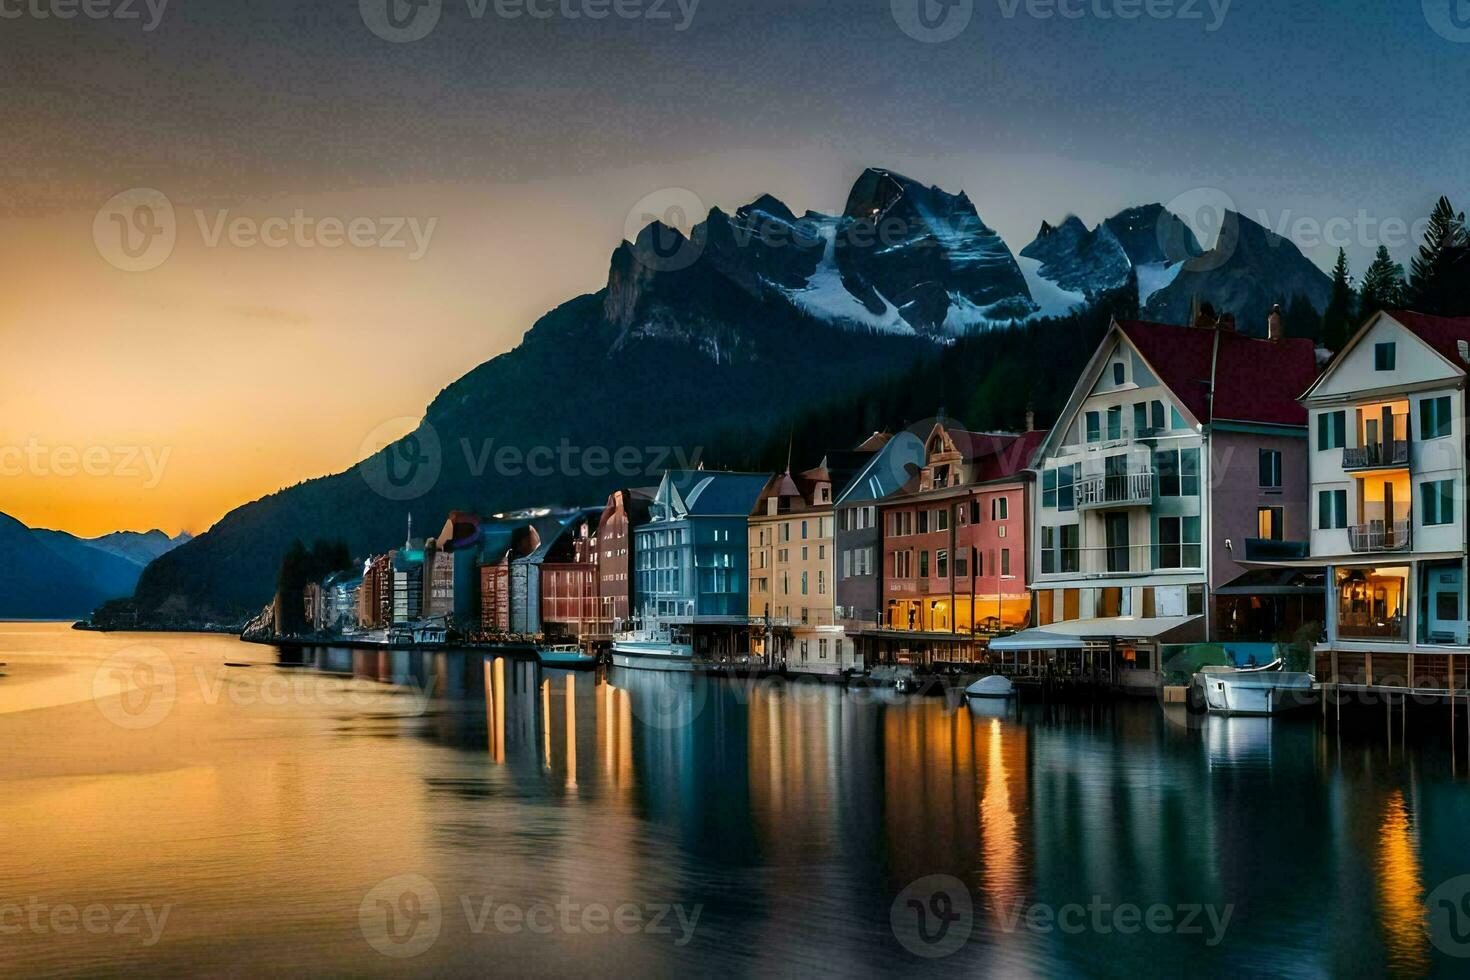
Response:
[1348,520,1411,553]
[1343,440,1410,471]
[1075,471,1153,510]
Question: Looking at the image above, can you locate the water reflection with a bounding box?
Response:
[4,623,1469,976]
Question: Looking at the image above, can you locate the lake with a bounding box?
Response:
[2,622,1468,977]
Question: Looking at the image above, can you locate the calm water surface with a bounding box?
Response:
[2,622,1469,977]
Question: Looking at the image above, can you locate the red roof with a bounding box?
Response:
[1116,320,1318,426]
[1384,310,1470,371]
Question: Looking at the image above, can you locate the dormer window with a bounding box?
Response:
[933,464,950,488]
[1113,362,1126,385]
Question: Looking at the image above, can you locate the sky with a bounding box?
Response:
[3,0,1466,537]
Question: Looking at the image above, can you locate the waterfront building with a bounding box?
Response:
[634,469,771,660]
[747,450,875,674]
[358,553,393,629]
[479,517,543,634]
[873,423,1045,666]
[435,511,486,629]
[1285,311,1470,684]
[322,571,362,632]
[536,509,604,642]
[595,487,656,632]
[1001,312,1321,689]
[391,548,424,625]
[834,430,928,666]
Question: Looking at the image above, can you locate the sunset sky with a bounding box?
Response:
[4,0,1465,537]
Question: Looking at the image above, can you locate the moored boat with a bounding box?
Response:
[537,643,599,669]
[611,621,696,672]
[964,674,1016,700]
[1196,660,1315,716]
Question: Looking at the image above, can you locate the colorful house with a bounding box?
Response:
[1003,313,1321,688]
[747,450,875,674]
[595,487,656,633]
[1288,311,1470,682]
[634,469,771,661]
[874,423,1045,666]
[834,430,927,665]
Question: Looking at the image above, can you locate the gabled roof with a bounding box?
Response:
[1383,310,1470,371]
[1116,319,1316,426]
[834,430,926,505]
[514,507,602,565]
[652,470,772,520]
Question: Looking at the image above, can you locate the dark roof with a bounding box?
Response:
[1384,310,1470,370]
[974,430,1046,482]
[658,470,772,518]
[1116,319,1317,426]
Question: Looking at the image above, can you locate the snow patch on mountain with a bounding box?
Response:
[1135,260,1185,306]
[1016,255,1088,318]
[778,219,915,334]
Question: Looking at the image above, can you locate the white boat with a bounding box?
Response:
[1196,660,1315,716]
[611,622,696,672]
[964,675,1016,700]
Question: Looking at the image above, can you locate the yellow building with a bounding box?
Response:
[747,460,849,673]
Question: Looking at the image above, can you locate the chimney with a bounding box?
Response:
[1268,303,1283,341]
[1024,401,1036,432]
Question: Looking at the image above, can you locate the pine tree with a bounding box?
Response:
[1407,196,1467,314]
[1321,248,1355,352]
[1358,245,1406,320]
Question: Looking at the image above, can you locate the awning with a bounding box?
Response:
[987,629,1086,651]
[988,616,1202,651]
[1214,568,1325,596]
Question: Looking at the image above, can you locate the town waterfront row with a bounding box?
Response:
[296,308,1470,692]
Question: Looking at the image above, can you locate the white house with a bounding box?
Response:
[1297,311,1470,664]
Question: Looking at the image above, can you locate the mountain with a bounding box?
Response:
[83,528,192,566]
[1142,210,1334,335]
[0,513,160,618]
[1020,204,1204,311]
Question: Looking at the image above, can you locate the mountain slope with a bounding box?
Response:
[1021,204,1204,308]
[1,513,150,618]
[1142,210,1333,335]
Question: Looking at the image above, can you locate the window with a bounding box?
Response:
[936,508,949,532]
[1152,401,1166,432]
[970,500,981,524]
[916,511,929,534]
[1158,516,1202,568]
[818,638,828,659]
[1421,396,1453,440]
[1059,525,1080,573]
[1106,406,1122,441]
[818,571,825,595]
[801,572,808,595]
[919,550,929,577]
[1113,362,1126,385]
[800,640,808,661]
[1318,489,1348,530]
[1259,449,1282,489]
[936,550,948,579]
[1086,412,1101,443]
[992,497,1009,520]
[1000,549,1012,577]
[1043,468,1058,508]
[801,520,808,540]
[1171,407,1187,430]
[1423,479,1455,526]
[1257,506,1284,540]
[1375,342,1396,371]
[1317,411,1347,450]
[1058,465,1076,511]
[1133,402,1147,435]
[842,550,851,579]
[1156,449,1197,496]
[955,549,969,578]
[1041,527,1056,574]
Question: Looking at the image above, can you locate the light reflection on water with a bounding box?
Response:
[1,623,1468,977]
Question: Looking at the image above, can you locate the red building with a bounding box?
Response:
[875,423,1046,665]
[540,514,601,641]
[595,487,655,631]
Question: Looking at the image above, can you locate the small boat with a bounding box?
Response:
[1196,660,1314,716]
[611,621,696,672]
[964,675,1016,700]
[537,643,599,669]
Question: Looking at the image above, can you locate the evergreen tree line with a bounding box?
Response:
[1316,195,1470,352]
